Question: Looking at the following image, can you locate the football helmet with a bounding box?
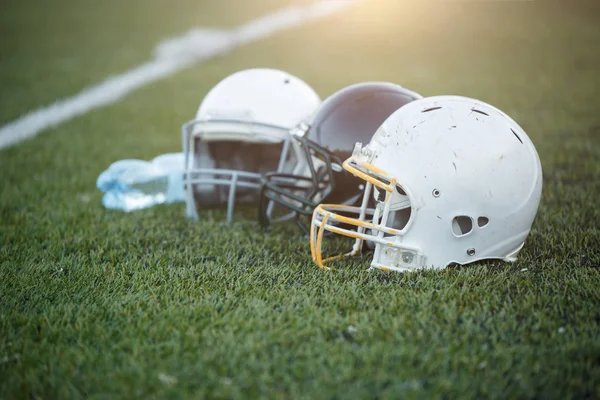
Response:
[310,95,543,271]
[182,68,321,222]
[259,82,422,231]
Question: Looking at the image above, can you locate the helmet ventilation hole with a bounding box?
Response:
[283,79,290,84]
[511,128,523,144]
[422,106,442,113]
[471,108,489,116]
[432,189,441,197]
[467,248,476,256]
[452,216,473,236]
[477,216,489,227]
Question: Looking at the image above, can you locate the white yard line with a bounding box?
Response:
[0,0,355,150]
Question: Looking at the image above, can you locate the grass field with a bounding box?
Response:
[1,0,600,398]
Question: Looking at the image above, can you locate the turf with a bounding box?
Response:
[1,0,599,398]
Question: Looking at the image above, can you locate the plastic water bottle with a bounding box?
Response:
[97,153,185,212]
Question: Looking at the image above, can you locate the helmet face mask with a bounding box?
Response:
[183,119,304,222]
[259,129,346,231]
[310,96,543,271]
[259,82,423,231]
[182,69,321,223]
[311,150,426,271]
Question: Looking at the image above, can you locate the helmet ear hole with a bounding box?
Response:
[452,216,473,236]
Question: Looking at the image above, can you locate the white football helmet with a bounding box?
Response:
[182,68,321,222]
[310,95,543,271]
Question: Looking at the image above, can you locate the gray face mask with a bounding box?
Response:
[182,119,303,223]
[192,139,288,207]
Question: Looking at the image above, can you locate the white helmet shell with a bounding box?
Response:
[311,95,543,271]
[196,68,321,130]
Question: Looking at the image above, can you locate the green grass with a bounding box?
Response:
[1,0,600,398]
